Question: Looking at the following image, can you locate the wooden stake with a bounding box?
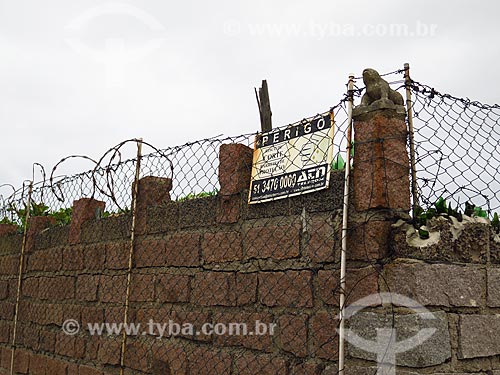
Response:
[255,80,272,133]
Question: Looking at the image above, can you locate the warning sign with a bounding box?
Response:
[248,114,334,204]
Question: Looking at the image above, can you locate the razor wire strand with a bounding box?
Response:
[0,73,392,374]
[2,67,500,374]
[0,110,351,219]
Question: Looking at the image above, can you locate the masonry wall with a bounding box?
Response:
[0,167,353,375]
[1,119,500,375]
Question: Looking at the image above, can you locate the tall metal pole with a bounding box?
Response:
[120,139,142,375]
[10,181,33,375]
[338,74,355,375]
[404,63,419,213]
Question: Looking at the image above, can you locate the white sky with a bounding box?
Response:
[1,0,499,188]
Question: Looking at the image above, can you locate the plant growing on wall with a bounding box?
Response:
[49,207,73,226]
[414,198,499,239]
[331,144,354,171]
[331,154,345,170]
[177,189,219,202]
[99,207,130,218]
[493,212,500,234]
[16,202,50,228]
[4,202,73,231]
[0,216,17,226]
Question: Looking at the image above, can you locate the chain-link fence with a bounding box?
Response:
[409,81,500,215]
[1,67,499,374]
[0,95,354,374]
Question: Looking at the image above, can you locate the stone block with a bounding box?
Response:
[348,220,391,261]
[233,352,288,375]
[310,310,338,360]
[0,224,17,237]
[243,218,301,260]
[217,194,241,224]
[459,314,500,358]
[384,262,484,307]
[487,268,500,307]
[259,270,313,308]
[304,212,341,263]
[277,313,308,357]
[316,266,380,306]
[135,176,172,234]
[347,311,451,367]
[202,231,243,263]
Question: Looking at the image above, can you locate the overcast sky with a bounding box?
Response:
[1,0,499,188]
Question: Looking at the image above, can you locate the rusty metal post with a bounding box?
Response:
[404,63,419,213]
[10,181,33,375]
[120,139,143,375]
[338,73,355,375]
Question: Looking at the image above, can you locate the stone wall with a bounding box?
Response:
[0,107,498,375]
[0,164,355,375]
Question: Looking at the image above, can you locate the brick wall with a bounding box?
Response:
[1,113,499,375]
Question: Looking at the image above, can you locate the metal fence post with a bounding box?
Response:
[404,63,419,213]
[338,73,355,375]
[120,139,143,375]
[10,181,33,375]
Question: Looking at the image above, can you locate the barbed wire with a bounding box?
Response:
[1,68,499,375]
[0,98,354,223]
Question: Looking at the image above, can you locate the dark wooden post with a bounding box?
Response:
[255,80,272,133]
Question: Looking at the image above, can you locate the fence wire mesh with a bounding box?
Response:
[0,99,354,374]
[0,67,498,375]
[409,81,500,215]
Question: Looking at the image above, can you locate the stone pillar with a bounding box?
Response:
[134,176,173,234]
[218,144,253,196]
[348,69,411,261]
[135,176,173,208]
[217,143,253,223]
[352,108,410,212]
[69,198,105,244]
